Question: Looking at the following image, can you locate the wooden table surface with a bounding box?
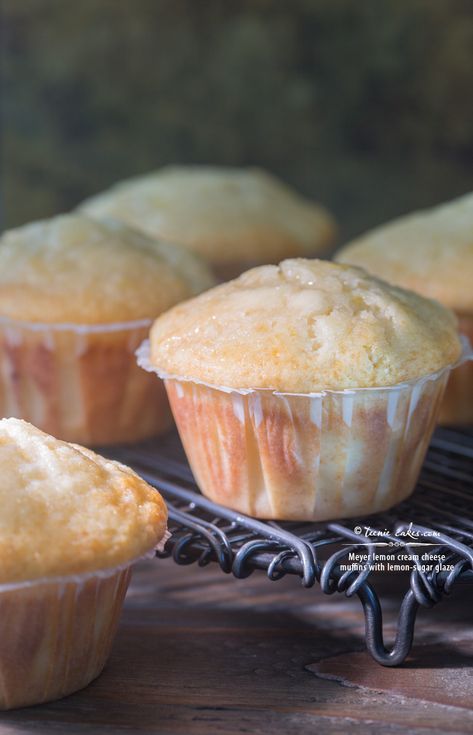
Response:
[2,554,473,735]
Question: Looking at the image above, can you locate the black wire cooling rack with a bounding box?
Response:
[107,426,473,667]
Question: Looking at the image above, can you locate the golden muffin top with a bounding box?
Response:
[0,214,215,324]
[0,418,168,584]
[336,193,473,313]
[148,259,461,392]
[80,166,336,268]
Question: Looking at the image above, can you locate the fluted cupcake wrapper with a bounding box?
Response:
[0,529,173,713]
[0,565,131,710]
[137,339,472,521]
[0,316,172,445]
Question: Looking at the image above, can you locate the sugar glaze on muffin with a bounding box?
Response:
[0,213,214,324]
[149,259,462,392]
[0,418,168,583]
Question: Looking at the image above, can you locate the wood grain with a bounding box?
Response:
[0,558,472,734]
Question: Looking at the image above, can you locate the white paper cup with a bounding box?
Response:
[0,523,171,713]
[138,339,472,521]
[0,316,172,444]
[0,564,131,710]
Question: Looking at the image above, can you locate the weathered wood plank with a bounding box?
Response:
[0,558,472,734]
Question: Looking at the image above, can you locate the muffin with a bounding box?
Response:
[0,418,168,709]
[336,192,473,424]
[139,259,462,521]
[79,165,337,280]
[0,213,214,444]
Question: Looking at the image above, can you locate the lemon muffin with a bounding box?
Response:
[336,193,473,424]
[0,418,168,709]
[0,213,215,444]
[80,165,337,279]
[139,259,462,521]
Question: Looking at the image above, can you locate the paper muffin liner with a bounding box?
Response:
[137,339,472,521]
[0,564,129,710]
[0,531,172,712]
[439,314,473,425]
[0,316,172,445]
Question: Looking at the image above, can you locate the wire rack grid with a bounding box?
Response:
[107,426,473,666]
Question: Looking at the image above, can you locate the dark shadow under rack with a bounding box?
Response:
[106,426,473,666]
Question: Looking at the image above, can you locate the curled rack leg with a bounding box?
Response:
[357,585,420,666]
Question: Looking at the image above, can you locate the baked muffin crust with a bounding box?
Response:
[336,193,473,312]
[0,418,168,583]
[80,166,336,266]
[149,259,462,392]
[0,214,214,324]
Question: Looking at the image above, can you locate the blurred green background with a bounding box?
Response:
[2,0,473,242]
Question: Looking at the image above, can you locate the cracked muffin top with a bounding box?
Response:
[80,166,337,271]
[336,193,473,313]
[0,418,168,583]
[147,258,461,392]
[0,213,215,324]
